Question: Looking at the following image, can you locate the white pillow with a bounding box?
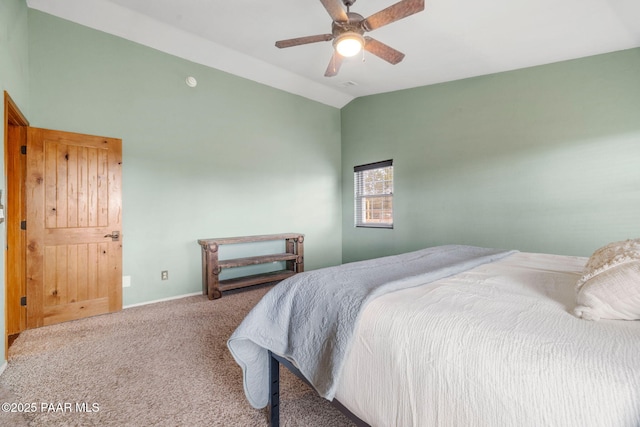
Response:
[574,239,640,321]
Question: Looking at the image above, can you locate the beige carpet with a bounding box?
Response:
[0,286,355,426]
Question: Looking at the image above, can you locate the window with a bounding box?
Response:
[354,159,393,228]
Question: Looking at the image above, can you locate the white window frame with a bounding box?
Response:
[354,159,393,229]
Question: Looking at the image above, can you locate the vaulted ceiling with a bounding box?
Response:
[27,0,640,108]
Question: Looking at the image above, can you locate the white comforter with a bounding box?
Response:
[228,245,513,408]
[334,252,640,427]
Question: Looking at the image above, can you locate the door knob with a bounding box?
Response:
[104,231,120,241]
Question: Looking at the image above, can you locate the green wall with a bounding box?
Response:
[341,48,640,262]
[0,0,30,365]
[27,10,343,306]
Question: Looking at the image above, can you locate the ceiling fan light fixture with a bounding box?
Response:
[334,32,364,57]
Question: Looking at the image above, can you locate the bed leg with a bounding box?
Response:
[268,351,280,427]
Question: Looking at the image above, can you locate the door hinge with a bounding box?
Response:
[20,296,26,306]
[20,220,26,230]
[21,145,26,155]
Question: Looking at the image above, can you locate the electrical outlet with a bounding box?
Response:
[161,270,168,280]
[122,276,131,288]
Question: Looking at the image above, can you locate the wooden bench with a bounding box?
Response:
[197,233,304,299]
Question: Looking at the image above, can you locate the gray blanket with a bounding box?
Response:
[227,245,516,408]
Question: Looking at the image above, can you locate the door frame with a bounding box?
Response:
[4,91,29,356]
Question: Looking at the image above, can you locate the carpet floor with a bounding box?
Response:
[0,286,355,426]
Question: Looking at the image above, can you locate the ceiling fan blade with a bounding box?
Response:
[364,37,405,64]
[275,34,334,49]
[320,0,349,22]
[324,52,344,77]
[362,0,424,31]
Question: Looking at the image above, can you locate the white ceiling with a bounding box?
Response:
[26,0,640,108]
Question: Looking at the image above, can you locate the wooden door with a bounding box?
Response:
[26,128,122,328]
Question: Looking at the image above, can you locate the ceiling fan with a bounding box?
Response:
[275,0,425,77]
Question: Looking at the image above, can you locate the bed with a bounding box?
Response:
[228,242,640,427]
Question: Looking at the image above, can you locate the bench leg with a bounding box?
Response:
[205,243,222,299]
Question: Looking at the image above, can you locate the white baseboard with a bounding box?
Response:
[123,291,203,309]
[0,360,8,376]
